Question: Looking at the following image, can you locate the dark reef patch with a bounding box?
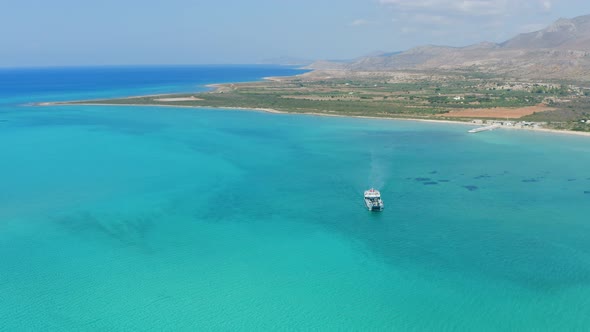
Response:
[438,179,450,183]
[463,185,478,192]
[415,178,431,182]
[423,182,438,185]
[54,212,155,252]
[522,178,540,183]
[429,171,438,174]
[474,174,492,179]
[568,179,577,182]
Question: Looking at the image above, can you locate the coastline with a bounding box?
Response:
[39,101,590,137]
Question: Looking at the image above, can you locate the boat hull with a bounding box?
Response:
[364,198,384,211]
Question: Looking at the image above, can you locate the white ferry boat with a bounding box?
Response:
[364,188,384,211]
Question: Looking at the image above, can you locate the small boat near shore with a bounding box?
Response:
[364,188,384,211]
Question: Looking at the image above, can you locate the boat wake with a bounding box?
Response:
[369,148,388,190]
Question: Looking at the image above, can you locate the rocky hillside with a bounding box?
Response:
[502,15,590,50]
[310,14,590,80]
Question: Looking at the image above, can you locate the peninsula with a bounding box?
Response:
[43,14,590,134]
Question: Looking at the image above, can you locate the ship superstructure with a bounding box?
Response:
[364,188,384,211]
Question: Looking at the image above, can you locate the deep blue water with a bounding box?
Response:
[1,66,590,330]
[0,65,306,105]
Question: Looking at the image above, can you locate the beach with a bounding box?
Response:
[40,99,590,137]
[36,66,590,137]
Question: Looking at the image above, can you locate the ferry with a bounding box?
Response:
[364,188,384,211]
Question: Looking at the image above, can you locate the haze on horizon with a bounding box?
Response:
[2,0,589,67]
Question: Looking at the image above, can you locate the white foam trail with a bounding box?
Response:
[368,148,389,189]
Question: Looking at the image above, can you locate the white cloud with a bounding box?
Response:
[378,0,558,48]
[412,13,454,25]
[351,19,371,27]
[400,26,417,34]
[379,0,551,16]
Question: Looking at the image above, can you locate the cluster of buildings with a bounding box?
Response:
[471,119,545,129]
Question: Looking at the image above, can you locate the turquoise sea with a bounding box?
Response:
[1,66,590,330]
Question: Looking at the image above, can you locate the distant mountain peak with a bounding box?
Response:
[546,18,577,33]
[309,14,590,80]
[502,14,590,50]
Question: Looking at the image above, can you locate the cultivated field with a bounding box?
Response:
[54,70,590,132]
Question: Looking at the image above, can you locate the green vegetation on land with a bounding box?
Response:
[57,70,590,132]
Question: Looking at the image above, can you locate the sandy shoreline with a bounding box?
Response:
[38,101,590,137]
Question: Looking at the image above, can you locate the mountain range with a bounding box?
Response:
[310,14,590,80]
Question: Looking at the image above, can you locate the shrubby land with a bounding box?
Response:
[52,14,590,133]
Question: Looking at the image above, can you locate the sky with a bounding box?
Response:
[1,0,589,67]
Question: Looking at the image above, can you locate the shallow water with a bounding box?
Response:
[1,67,590,330]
